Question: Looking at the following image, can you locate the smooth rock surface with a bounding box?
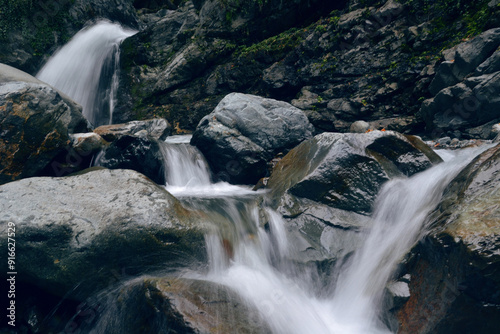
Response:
[0,169,206,300]
[87,277,271,334]
[94,118,171,141]
[268,131,442,215]
[0,64,89,185]
[191,93,314,184]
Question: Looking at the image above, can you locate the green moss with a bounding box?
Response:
[235,27,305,59]
[0,0,74,58]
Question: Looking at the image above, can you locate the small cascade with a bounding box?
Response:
[36,21,136,127]
[160,135,257,197]
[160,135,212,189]
[180,145,489,334]
[328,146,489,333]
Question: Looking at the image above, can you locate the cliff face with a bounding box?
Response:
[113,0,500,138]
[1,0,498,138]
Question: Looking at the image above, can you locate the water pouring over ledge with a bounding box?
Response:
[36,21,137,127]
[159,135,491,334]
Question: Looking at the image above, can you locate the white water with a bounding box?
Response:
[161,135,257,197]
[165,138,488,334]
[36,21,136,126]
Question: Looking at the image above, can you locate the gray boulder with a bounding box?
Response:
[475,50,500,76]
[191,93,315,184]
[0,169,206,300]
[268,131,442,215]
[0,63,89,185]
[86,277,271,334]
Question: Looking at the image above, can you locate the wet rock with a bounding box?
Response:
[0,63,89,185]
[268,131,442,215]
[398,144,500,334]
[0,169,206,300]
[94,118,171,141]
[276,193,371,264]
[87,277,271,334]
[70,133,107,155]
[191,93,314,184]
[96,135,166,184]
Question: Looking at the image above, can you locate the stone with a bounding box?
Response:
[398,143,500,334]
[70,132,107,155]
[350,120,370,133]
[0,169,206,300]
[191,93,315,184]
[0,63,89,185]
[429,28,500,95]
[268,131,442,215]
[422,72,500,136]
[96,135,166,184]
[475,50,500,76]
[86,277,271,333]
[94,118,171,141]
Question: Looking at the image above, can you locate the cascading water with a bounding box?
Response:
[159,137,488,334]
[36,21,136,127]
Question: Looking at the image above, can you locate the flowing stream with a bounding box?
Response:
[160,136,488,334]
[36,21,137,127]
[36,21,490,333]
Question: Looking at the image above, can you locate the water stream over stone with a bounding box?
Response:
[36,21,136,127]
[159,136,487,334]
[32,21,492,333]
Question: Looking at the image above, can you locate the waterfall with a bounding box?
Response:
[176,145,488,334]
[160,135,257,197]
[36,21,137,127]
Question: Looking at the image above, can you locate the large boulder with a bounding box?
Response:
[0,169,206,300]
[0,63,89,185]
[84,277,271,334]
[398,144,500,334]
[96,135,166,184]
[191,93,315,184]
[267,131,442,215]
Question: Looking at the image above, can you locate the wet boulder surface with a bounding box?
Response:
[0,63,89,185]
[0,169,206,301]
[81,277,271,334]
[267,130,442,215]
[398,143,500,334]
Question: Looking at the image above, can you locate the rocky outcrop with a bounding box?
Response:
[421,28,500,138]
[429,28,500,94]
[0,63,89,185]
[398,143,500,334]
[268,131,442,215]
[0,169,206,300]
[191,93,314,184]
[113,0,500,139]
[85,277,271,333]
